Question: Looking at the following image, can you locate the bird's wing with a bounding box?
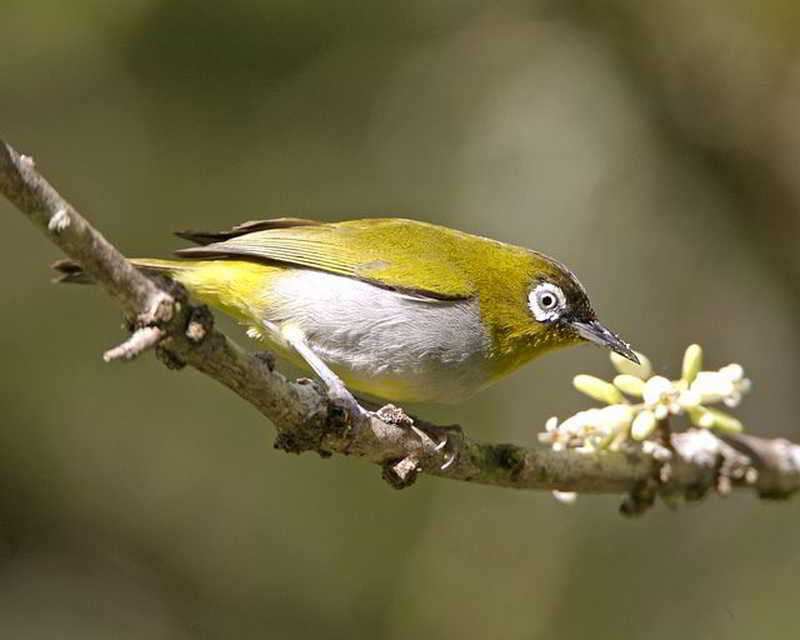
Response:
[174,218,476,300]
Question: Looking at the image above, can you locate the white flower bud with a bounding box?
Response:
[610,350,652,379]
[573,375,625,405]
[690,372,734,403]
[689,407,743,432]
[723,392,742,408]
[708,408,743,432]
[682,344,703,384]
[631,410,657,440]
[719,363,744,382]
[613,374,645,397]
[698,412,715,428]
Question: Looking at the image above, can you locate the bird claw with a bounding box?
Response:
[440,450,457,470]
[412,424,458,470]
[376,405,457,471]
[433,425,462,470]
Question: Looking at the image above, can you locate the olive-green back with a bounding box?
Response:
[175,218,547,300]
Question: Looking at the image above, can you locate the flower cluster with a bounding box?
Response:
[538,344,750,454]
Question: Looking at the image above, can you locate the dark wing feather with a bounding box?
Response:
[175,218,321,245]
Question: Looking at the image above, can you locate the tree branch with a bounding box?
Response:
[2,137,798,515]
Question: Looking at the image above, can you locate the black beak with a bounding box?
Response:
[570,320,639,364]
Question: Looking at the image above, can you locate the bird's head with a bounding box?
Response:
[525,251,638,362]
[481,249,638,371]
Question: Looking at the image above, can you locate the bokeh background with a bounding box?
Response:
[2,1,800,638]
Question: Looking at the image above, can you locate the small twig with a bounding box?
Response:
[103,326,166,362]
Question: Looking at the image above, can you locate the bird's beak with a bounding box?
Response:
[570,320,639,364]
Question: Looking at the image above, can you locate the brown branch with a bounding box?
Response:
[2,137,799,515]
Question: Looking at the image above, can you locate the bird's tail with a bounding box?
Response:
[52,258,189,284]
[52,257,276,329]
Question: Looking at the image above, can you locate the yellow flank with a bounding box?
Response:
[131,258,280,326]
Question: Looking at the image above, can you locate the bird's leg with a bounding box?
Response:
[280,325,371,428]
[277,323,457,468]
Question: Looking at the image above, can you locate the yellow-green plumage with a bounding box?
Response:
[166,220,580,372]
[57,218,632,403]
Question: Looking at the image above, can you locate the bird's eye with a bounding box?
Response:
[538,292,556,309]
[529,282,566,322]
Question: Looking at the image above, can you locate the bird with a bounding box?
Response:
[55,217,637,422]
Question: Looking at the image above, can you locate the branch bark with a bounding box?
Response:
[2,137,798,515]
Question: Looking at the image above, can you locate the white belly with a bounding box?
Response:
[253,269,491,403]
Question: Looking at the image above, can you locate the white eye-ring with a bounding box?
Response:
[529,282,566,322]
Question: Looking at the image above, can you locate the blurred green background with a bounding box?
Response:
[2,1,800,638]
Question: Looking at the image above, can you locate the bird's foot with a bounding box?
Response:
[375,404,460,470]
[426,423,462,470]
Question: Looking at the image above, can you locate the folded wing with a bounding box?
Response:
[174,218,475,301]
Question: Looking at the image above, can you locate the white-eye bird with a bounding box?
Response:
[56,218,637,418]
